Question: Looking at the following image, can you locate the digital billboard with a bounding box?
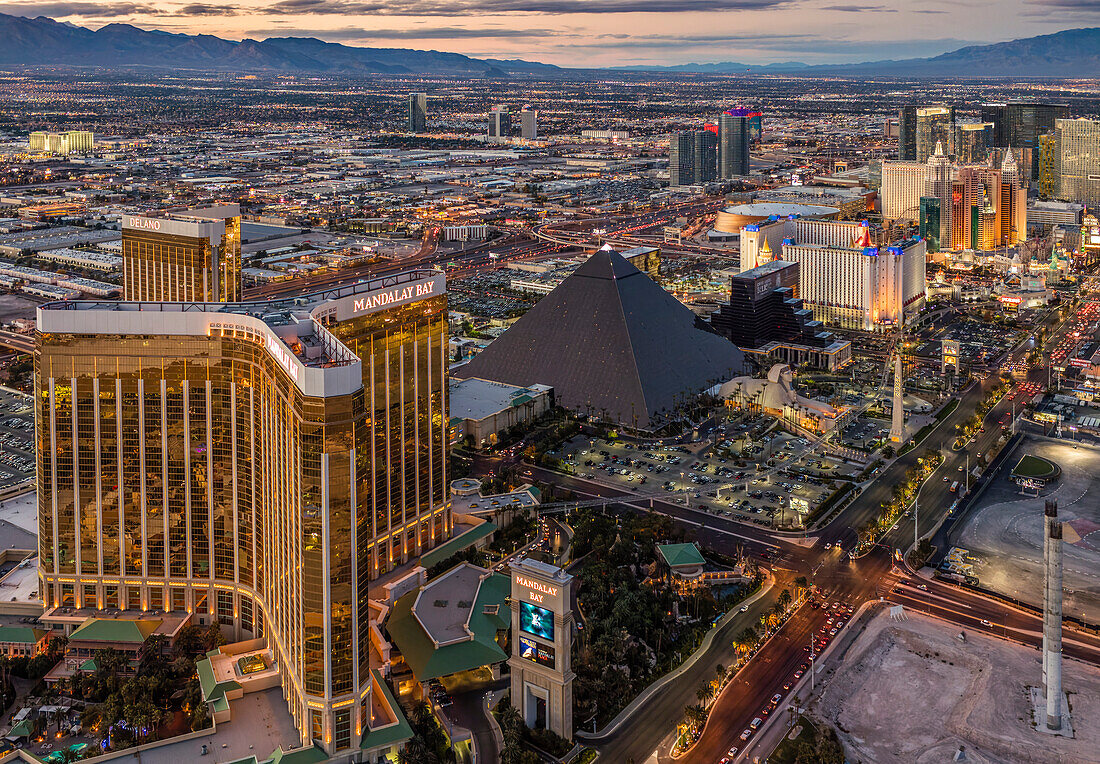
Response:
[519,636,556,668]
[519,601,554,641]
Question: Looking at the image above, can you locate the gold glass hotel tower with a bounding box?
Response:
[35,270,449,758]
[122,205,242,302]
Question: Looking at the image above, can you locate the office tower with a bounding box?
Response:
[407,92,427,133]
[694,129,718,183]
[740,219,925,331]
[925,141,954,251]
[122,205,242,302]
[520,108,538,139]
[1054,117,1100,207]
[488,105,511,140]
[955,122,994,164]
[920,196,942,253]
[1039,133,1059,197]
[916,106,955,163]
[35,270,449,758]
[898,105,917,161]
[718,112,750,178]
[669,132,695,187]
[984,102,1070,181]
[880,161,927,220]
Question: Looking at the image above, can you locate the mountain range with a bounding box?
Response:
[0,13,559,76]
[0,14,1096,79]
[626,28,1100,78]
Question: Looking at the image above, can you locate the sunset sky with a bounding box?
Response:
[0,0,1095,66]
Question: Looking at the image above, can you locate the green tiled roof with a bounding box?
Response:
[420,522,497,570]
[385,570,510,682]
[196,656,241,704]
[657,542,705,568]
[78,659,98,672]
[68,618,161,643]
[0,627,44,645]
[360,669,413,752]
[268,745,329,764]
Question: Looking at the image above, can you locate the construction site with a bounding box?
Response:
[813,610,1100,764]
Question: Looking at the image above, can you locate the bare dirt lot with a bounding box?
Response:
[953,435,1100,622]
[814,609,1100,764]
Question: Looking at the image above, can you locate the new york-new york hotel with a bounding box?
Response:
[35,205,450,760]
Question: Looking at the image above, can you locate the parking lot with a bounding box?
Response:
[560,417,860,528]
[0,388,34,493]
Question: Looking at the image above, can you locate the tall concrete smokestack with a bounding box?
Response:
[1042,500,1054,688]
[1044,499,1063,731]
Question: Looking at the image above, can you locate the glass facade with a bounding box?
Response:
[122,206,241,302]
[35,270,447,756]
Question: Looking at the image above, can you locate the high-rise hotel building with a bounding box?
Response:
[740,219,925,331]
[35,269,449,759]
[122,205,242,302]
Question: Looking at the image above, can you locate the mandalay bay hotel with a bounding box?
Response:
[35,205,450,760]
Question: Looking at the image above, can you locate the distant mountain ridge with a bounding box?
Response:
[0,13,559,76]
[0,14,1097,79]
[618,28,1100,78]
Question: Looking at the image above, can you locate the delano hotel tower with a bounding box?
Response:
[36,231,449,758]
[122,205,242,302]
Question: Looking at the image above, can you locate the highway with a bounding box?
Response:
[0,329,34,354]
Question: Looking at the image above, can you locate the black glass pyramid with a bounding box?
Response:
[453,247,748,429]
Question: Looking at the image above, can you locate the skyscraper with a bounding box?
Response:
[983,102,1070,182]
[488,106,511,141]
[669,132,695,187]
[520,108,538,139]
[954,122,994,164]
[948,151,1026,251]
[408,92,427,133]
[1038,133,1059,198]
[1053,117,1100,207]
[718,112,750,179]
[880,161,927,220]
[919,196,942,253]
[898,105,917,161]
[916,106,955,163]
[924,141,954,251]
[670,130,717,187]
[35,269,449,758]
[122,205,241,303]
[693,129,718,183]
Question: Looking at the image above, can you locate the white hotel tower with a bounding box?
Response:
[740,218,926,331]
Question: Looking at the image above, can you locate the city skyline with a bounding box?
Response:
[0,1,1096,66]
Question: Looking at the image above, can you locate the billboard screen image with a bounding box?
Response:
[519,601,555,641]
[519,636,556,668]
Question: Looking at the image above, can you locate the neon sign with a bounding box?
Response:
[127,217,161,231]
[265,334,300,381]
[352,281,436,314]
